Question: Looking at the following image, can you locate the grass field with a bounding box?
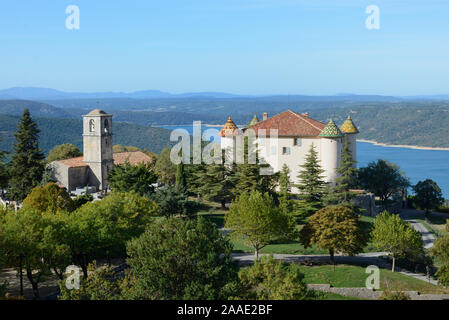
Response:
[198,202,378,255]
[296,264,448,294]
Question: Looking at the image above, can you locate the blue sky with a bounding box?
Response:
[1,0,449,95]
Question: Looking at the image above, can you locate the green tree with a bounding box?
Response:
[326,136,359,205]
[431,234,449,286]
[225,190,297,259]
[175,162,187,191]
[46,143,82,163]
[236,255,310,300]
[412,179,444,220]
[123,217,239,300]
[8,109,45,202]
[154,147,177,185]
[65,192,156,278]
[0,140,8,194]
[359,160,409,209]
[371,211,424,272]
[149,185,195,218]
[22,182,74,213]
[295,143,327,216]
[0,208,71,298]
[197,154,235,208]
[279,164,292,198]
[300,206,366,267]
[108,162,157,196]
[59,262,122,300]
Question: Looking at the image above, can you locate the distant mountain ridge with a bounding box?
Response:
[0,87,248,100]
[4,86,449,101]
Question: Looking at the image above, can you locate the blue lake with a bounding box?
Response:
[158,125,449,198]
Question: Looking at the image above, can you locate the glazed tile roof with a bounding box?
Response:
[340,115,359,134]
[248,114,259,127]
[248,110,326,137]
[318,120,344,138]
[219,116,240,137]
[56,151,153,168]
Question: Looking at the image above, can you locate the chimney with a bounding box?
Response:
[263,112,268,121]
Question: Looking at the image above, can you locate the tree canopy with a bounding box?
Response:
[371,211,423,272]
[300,206,366,266]
[108,161,157,196]
[225,190,296,259]
[359,159,409,208]
[46,143,82,163]
[412,179,444,217]
[8,109,45,202]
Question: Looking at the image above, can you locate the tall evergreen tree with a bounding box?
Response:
[325,136,359,205]
[0,140,8,195]
[279,164,292,198]
[295,143,327,217]
[175,162,187,192]
[197,152,236,209]
[8,109,45,202]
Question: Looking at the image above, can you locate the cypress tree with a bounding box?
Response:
[8,109,45,202]
[325,135,359,205]
[176,162,187,192]
[0,140,8,195]
[279,164,294,215]
[295,143,327,216]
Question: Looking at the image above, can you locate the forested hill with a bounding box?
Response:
[0,115,173,156]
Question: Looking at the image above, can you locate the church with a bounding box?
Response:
[48,109,152,193]
[219,110,359,190]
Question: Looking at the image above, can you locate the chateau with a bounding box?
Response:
[219,110,359,189]
[48,109,152,193]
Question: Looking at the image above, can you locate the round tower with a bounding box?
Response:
[220,116,240,164]
[340,115,359,167]
[319,119,344,184]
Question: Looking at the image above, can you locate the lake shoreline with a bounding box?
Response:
[357,139,449,151]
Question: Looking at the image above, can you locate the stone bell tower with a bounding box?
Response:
[83,109,113,191]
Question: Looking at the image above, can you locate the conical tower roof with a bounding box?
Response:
[340,115,359,134]
[319,119,344,138]
[248,114,259,127]
[219,116,240,137]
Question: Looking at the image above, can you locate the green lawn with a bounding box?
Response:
[296,264,448,294]
[198,204,379,255]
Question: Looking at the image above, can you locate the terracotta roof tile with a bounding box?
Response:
[219,116,240,137]
[57,156,88,168]
[56,151,153,168]
[113,151,153,166]
[249,110,326,137]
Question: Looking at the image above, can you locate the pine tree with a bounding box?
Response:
[8,109,45,202]
[295,143,327,217]
[325,136,359,205]
[279,164,294,215]
[279,164,292,198]
[0,140,8,194]
[175,162,187,192]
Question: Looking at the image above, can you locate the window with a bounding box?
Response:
[271,146,277,155]
[104,119,109,133]
[89,119,95,132]
[259,138,265,146]
[294,138,302,146]
[282,147,291,155]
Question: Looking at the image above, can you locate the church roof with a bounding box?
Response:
[87,109,110,116]
[219,116,240,137]
[57,156,87,168]
[113,151,153,166]
[248,110,326,137]
[319,120,344,138]
[55,151,153,168]
[340,115,359,134]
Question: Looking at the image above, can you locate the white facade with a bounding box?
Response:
[220,111,357,194]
